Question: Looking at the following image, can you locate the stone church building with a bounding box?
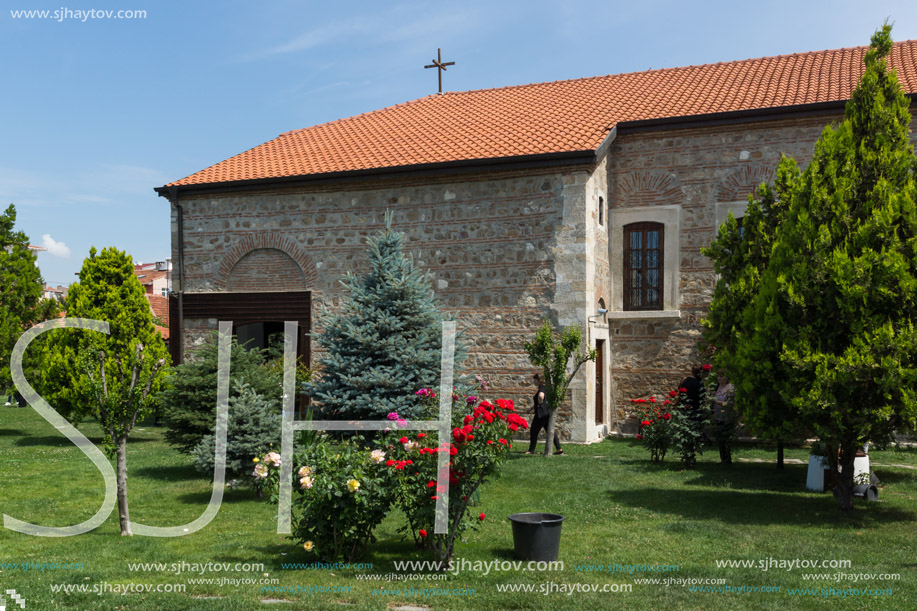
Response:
[157,40,917,443]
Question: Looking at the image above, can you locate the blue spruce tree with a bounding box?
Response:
[306,213,453,420]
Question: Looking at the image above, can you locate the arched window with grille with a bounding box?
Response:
[623,222,664,310]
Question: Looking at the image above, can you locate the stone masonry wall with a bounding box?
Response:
[171,167,595,438]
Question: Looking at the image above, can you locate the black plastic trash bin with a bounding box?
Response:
[509,513,565,562]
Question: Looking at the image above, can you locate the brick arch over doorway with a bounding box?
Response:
[227,248,306,292]
[216,233,318,290]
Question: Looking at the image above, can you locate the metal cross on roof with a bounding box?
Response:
[424,48,455,94]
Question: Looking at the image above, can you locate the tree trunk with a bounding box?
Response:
[834,444,857,512]
[116,437,132,536]
[777,441,784,470]
[543,410,557,457]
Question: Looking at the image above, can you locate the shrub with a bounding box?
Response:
[291,437,397,563]
[632,396,672,463]
[159,333,283,453]
[192,383,281,480]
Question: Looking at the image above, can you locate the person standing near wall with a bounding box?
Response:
[526,373,563,455]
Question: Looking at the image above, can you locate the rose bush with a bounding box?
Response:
[384,389,527,570]
[631,396,672,463]
[632,370,716,469]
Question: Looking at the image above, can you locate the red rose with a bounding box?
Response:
[427,481,436,488]
[641,420,652,427]
[703,364,712,372]
[479,512,486,521]
[431,495,438,500]
[636,434,643,440]
[385,459,396,467]
[498,439,507,445]
[509,424,519,432]
[679,387,687,393]
[399,437,409,444]
[417,433,426,438]
[668,390,678,398]
[449,446,458,456]
[479,401,494,410]
[662,413,671,420]
[649,396,656,403]
[419,529,428,538]
[487,440,494,445]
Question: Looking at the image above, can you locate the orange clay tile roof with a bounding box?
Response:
[166,40,917,188]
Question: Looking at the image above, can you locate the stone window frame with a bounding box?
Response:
[608,205,680,319]
[714,201,749,236]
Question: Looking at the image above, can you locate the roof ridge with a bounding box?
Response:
[434,39,917,97]
[277,40,917,137]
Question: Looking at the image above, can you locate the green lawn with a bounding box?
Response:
[0,406,915,610]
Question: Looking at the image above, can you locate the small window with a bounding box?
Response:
[624,222,664,311]
[598,196,605,226]
[736,216,745,239]
[161,288,169,297]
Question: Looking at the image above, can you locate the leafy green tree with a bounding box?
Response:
[159,335,283,453]
[703,169,809,466]
[524,320,596,457]
[0,204,58,393]
[305,213,455,420]
[735,25,916,510]
[41,247,170,534]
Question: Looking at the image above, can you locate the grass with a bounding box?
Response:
[1,406,915,610]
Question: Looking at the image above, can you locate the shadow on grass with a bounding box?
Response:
[176,486,265,505]
[0,427,24,436]
[872,470,917,484]
[132,464,201,482]
[607,487,917,526]
[13,434,154,447]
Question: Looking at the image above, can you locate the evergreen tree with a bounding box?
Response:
[703,169,809,462]
[159,335,283,453]
[306,213,453,420]
[741,25,917,510]
[192,382,281,479]
[0,204,58,393]
[40,247,170,534]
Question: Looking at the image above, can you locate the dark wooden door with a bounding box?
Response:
[595,339,605,424]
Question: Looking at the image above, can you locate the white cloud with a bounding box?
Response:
[41,234,71,258]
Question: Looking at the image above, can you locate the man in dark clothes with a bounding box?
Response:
[526,373,563,455]
[679,365,705,414]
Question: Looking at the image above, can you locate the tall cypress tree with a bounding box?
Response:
[741,25,917,510]
[306,213,454,420]
[703,167,807,463]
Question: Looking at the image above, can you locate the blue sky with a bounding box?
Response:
[3,0,917,286]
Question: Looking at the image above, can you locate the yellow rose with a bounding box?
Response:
[347,479,360,493]
[252,457,260,463]
[303,541,314,552]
